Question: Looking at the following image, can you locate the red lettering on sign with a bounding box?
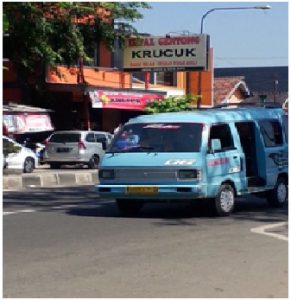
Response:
[208,158,229,166]
[144,38,154,47]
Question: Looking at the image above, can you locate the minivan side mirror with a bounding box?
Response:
[210,139,222,153]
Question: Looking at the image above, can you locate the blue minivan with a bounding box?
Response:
[96,106,288,216]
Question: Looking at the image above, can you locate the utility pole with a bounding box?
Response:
[78,55,91,130]
[273,79,279,103]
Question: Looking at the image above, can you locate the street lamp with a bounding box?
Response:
[196,5,271,107]
[200,5,271,34]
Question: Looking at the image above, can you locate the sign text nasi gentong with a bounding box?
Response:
[123,35,209,72]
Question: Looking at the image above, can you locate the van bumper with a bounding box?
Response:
[96,184,207,200]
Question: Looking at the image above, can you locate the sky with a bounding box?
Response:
[131,1,289,68]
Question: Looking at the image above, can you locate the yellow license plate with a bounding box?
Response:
[126,186,158,194]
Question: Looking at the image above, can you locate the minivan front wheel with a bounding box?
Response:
[267,177,288,208]
[213,184,235,216]
[88,155,99,169]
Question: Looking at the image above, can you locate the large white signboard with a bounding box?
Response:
[123,35,209,72]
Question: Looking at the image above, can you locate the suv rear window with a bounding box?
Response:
[49,133,81,143]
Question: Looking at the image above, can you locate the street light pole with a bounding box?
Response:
[196,5,271,108]
[200,6,271,35]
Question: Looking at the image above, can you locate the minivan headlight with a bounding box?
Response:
[99,169,115,179]
[178,169,201,180]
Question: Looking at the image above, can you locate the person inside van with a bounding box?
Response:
[115,131,130,150]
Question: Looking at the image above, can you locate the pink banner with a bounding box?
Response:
[3,113,54,133]
[89,90,164,111]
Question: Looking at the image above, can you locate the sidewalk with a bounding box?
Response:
[3,165,99,190]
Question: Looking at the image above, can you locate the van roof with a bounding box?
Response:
[127,107,285,125]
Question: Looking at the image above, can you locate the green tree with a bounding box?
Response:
[3,2,150,77]
[145,95,199,114]
[3,142,21,157]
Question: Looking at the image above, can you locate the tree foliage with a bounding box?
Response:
[3,142,21,157]
[145,95,199,114]
[3,2,150,77]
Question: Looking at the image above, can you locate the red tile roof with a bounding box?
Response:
[214,76,249,104]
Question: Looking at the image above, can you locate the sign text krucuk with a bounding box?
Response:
[123,35,209,72]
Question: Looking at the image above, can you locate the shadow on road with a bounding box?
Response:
[3,187,288,225]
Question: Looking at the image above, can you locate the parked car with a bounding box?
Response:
[43,130,113,169]
[3,136,38,173]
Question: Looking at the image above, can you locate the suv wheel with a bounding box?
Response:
[88,155,99,169]
[23,157,35,173]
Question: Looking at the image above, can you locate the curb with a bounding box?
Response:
[3,171,99,190]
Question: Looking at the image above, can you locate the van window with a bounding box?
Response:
[109,123,203,153]
[86,133,95,143]
[209,124,234,151]
[282,115,288,142]
[95,133,106,141]
[259,120,283,147]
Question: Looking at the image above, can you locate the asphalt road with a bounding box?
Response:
[3,186,288,298]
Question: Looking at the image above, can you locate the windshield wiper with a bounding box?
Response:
[107,145,155,154]
[136,146,154,150]
[126,145,155,152]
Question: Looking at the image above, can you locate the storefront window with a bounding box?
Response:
[156,72,177,86]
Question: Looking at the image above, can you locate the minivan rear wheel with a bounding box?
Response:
[88,155,99,169]
[267,176,288,207]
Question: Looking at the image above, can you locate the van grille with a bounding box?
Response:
[115,168,177,183]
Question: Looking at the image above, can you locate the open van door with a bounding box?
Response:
[206,123,245,195]
[235,121,266,188]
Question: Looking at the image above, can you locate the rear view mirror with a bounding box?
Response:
[211,139,222,153]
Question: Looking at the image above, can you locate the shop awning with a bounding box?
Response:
[3,104,54,134]
[89,90,164,111]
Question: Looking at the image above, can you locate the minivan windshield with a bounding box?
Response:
[108,123,203,153]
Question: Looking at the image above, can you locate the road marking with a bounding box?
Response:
[51,204,80,209]
[3,201,112,216]
[251,222,288,241]
[3,205,80,216]
[3,209,37,216]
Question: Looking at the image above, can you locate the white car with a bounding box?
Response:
[3,136,38,173]
[43,130,113,169]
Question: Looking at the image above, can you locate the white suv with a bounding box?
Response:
[43,130,113,169]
